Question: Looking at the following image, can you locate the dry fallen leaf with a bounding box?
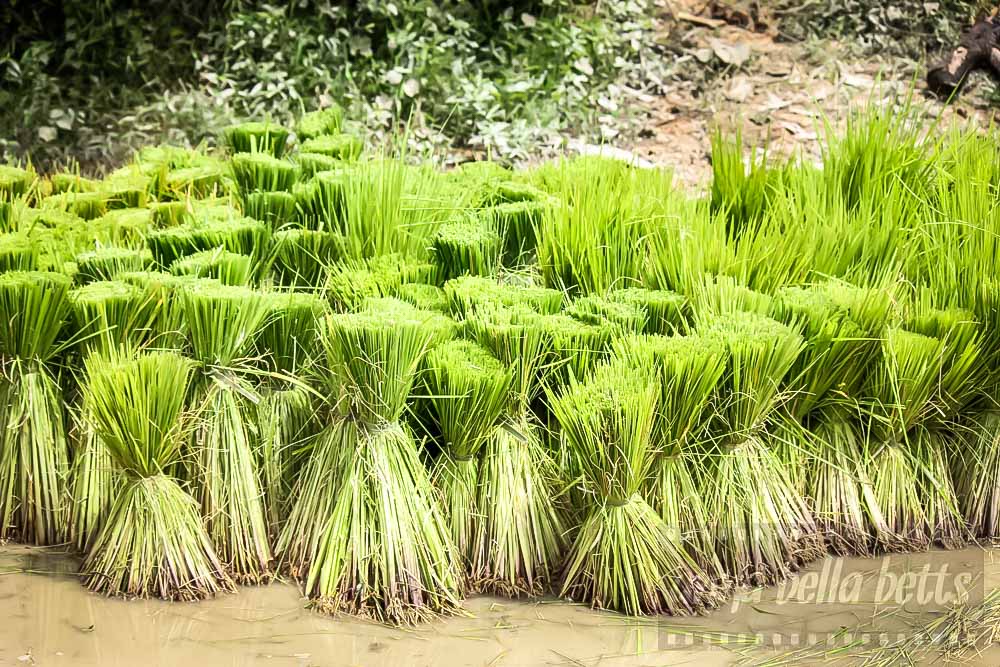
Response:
[709,38,752,66]
[724,76,754,102]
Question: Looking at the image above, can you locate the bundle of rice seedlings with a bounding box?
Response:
[66,280,156,550]
[613,333,730,585]
[535,313,614,388]
[181,280,273,582]
[957,411,1000,537]
[149,200,189,228]
[483,200,546,264]
[698,312,822,585]
[461,306,569,596]
[242,190,296,228]
[298,134,363,161]
[296,152,343,178]
[0,233,38,272]
[394,282,450,314]
[74,247,152,284]
[94,208,153,246]
[690,273,773,319]
[444,275,564,319]
[566,294,646,333]
[430,218,502,281]
[223,122,290,158]
[535,159,649,294]
[550,360,721,614]
[170,248,253,286]
[230,153,300,195]
[771,284,890,554]
[50,173,99,194]
[146,216,271,269]
[163,165,228,199]
[41,191,108,220]
[79,348,235,599]
[255,292,325,534]
[906,304,986,422]
[864,327,958,550]
[0,166,33,199]
[420,340,511,577]
[270,229,344,288]
[608,287,688,335]
[118,271,190,351]
[0,271,72,544]
[278,297,463,624]
[294,170,348,231]
[296,106,344,140]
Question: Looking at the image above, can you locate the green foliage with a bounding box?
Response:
[223,122,291,158]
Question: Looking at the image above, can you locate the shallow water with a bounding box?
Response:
[2,545,999,666]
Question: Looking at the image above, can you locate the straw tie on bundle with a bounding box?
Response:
[278,298,463,624]
[80,348,234,599]
[550,361,718,615]
[181,280,274,582]
[0,271,73,545]
[698,311,823,586]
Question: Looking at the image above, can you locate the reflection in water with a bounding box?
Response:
[3,545,999,666]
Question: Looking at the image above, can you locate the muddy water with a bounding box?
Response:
[2,545,999,666]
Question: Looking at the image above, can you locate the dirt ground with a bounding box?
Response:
[627,0,999,188]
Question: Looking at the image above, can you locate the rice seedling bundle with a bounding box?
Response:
[770,283,890,554]
[181,280,273,582]
[74,247,152,284]
[430,218,502,281]
[93,208,153,247]
[535,158,649,294]
[0,166,35,199]
[420,339,511,581]
[170,248,253,286]
[444,275,564,319]
[0,271,72,544]
[298,134,363,161]
[483,200,546,264]
[550,360,719,614]
[66,280,157,550]
[50,173,98,194]
[79,348,234,599]
[697,311,822,585]
[535,313,614,389]
[242,191,297,228]
[118,271,190,351]
[163,165,229,199]
[864,327,965,550]
[146,216,271,270]
[230,153,300,195]
[608,287,688,335]
[270,229,344,288]
[296,107,344,140]
[41,191,109,221]
[294,170,348,231]
[255,291,326,534]
[460,306,568,596]
[394,283,450,314]
[612,333,729,586]
[0,233,38,272]
[325,254,434,312]
[566,294,647,333]
[691,273,773,319]
[223,122,291,158]
[278,297,462,624]
[296,152,344,178]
